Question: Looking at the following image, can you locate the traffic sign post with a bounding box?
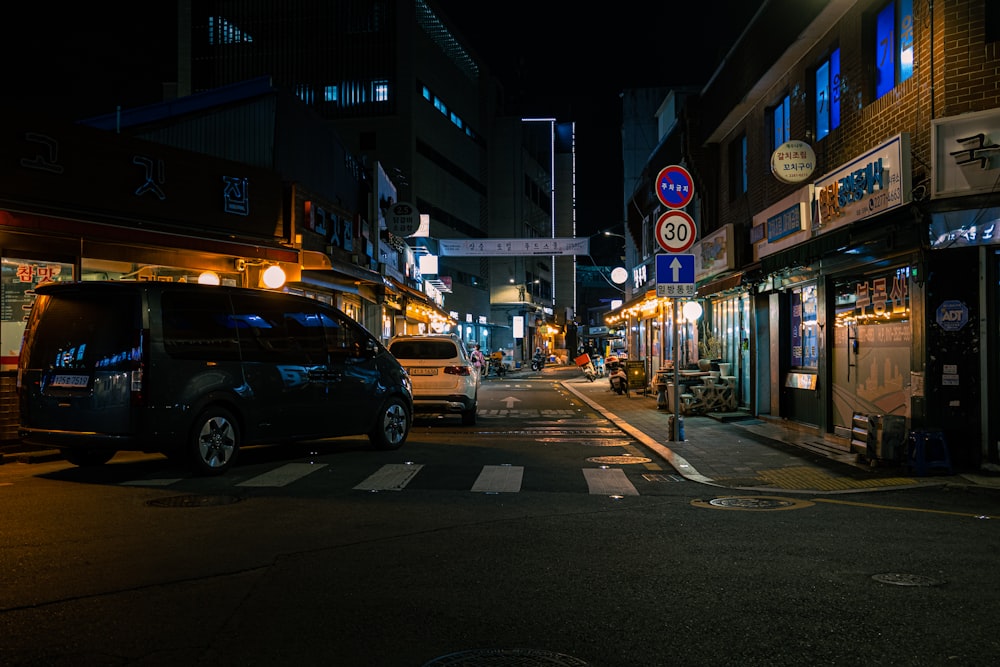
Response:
[654,210,697,253]
[653,165,697,440]
[655,252,696,441]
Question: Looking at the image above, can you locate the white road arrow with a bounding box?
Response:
[670,257,683,281]
[500,396,521,408]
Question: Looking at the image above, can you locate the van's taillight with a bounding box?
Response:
[131,328,148,407]
[444,366,471,376]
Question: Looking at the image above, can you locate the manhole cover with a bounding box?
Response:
[586,455,651,465]
[691,495,814,511]
[872,573,946,587]
[422,648,590,666]
[146,495,242,508]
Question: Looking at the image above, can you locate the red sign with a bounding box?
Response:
[655,165,694,209]
[654,210,697,253]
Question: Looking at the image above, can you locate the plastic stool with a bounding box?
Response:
[907,430,952,476]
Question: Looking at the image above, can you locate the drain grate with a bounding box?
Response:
[146,495,242,508]
[422,648,590,666]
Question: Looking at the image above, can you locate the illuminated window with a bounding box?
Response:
[874,0,914,99]
[372,80,389,102]
[324,85,338,103]
[790,284,818,369]
[815,48,840,141]
[729,134,747,199]
[771,95,790,150]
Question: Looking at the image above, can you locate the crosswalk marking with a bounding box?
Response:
[353,463,423,491]
[471,465,524,493]
[236,462,327,487]
[119,463,645,495]
[583,467,640,496]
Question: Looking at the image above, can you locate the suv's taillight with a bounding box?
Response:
[444,366,471,376]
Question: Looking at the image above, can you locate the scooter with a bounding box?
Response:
[488,355,507,377]
[531,354,545,371]
[608,362,629,396]
[574,352,597,382]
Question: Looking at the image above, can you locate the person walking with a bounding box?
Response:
[471,344,486,374]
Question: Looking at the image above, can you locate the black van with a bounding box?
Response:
[17,281,413,474]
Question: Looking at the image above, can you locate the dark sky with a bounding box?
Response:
[3,1,765,242]
[434,1,767,238]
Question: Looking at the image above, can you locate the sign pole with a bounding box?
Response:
[672,298,681,440]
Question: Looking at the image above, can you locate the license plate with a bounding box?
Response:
[408,367,437,376]
[50,374,89,388]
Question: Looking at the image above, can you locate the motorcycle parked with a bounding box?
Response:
[607,358,629,396]
[530,352,546,371]
[487,354,507,377]
[574,352,597,382]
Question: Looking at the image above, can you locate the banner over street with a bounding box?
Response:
[438,238,590,257]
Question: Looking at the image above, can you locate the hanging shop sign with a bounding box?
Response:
[386,202,420,237]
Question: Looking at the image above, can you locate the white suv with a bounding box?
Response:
[388,334,480,425]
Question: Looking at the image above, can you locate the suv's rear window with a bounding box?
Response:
[389,340,458,360]
[21,291,140,371]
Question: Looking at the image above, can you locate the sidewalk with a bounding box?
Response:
[553,364,1000,494]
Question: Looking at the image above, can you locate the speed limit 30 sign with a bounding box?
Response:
[654,210,697,253]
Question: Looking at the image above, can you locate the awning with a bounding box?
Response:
[697,271,744,298]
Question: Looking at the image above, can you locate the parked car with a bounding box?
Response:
[17,281,413,474]
[387,334,479,425]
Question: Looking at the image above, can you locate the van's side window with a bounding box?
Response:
[231,293,327,364]
[325,310,370,359]
[162,291,239,361]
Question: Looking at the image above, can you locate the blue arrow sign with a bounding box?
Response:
[655,253,696,297]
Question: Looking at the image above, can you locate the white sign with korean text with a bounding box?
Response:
[813,134,911,234]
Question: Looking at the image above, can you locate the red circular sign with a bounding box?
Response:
[655,165,695,209]
[654,210,696,252]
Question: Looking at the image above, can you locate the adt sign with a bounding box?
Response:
[936,299,968,332]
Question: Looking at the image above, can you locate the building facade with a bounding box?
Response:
[621,0,999,469]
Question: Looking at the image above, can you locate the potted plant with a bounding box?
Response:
[698,332,722,372]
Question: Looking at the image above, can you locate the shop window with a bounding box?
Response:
[815,48,840,141]
[874,0,914,100]
[789,284,818,369]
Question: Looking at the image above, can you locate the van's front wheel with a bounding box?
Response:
[190,407,240,475]
[369,397,410,450]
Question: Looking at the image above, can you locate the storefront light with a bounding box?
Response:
[261,265,287,289]
[197,271,221,285]
[682,301,704,322]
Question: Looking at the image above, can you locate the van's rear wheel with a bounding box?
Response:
[65,448,116,466]
[190,407,240,475]
[369,397,410,450]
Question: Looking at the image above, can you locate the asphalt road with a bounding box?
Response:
[1,375,998,666]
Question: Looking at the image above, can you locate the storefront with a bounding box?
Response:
[0,111,301,441]
[751,135,925,450]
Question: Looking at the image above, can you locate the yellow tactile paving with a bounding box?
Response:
[755,466,918,491]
